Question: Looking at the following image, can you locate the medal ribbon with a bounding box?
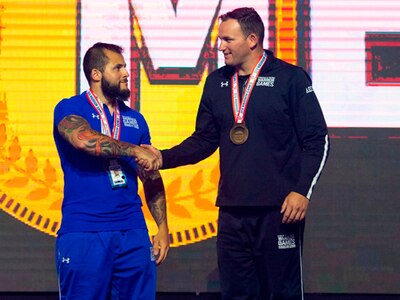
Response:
[86,89,121,140]
[231,52,267,124]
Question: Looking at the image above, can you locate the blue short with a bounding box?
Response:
[56,229,156,300]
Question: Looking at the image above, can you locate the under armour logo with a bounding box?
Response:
[221,81,229,87]
[62,257,70,264]
[92,113,100,119]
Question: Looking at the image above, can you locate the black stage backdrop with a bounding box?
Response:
[1,128,399,294]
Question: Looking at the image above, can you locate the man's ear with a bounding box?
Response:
[91,69,102,82]
[247,33,259,49]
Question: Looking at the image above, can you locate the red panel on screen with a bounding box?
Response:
[365,32,400,86]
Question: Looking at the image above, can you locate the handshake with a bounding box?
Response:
[135,144,163,171]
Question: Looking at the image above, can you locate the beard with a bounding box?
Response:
[101,77,131,102]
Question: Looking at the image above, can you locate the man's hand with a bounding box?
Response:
[281,191,309,224]
[152,223,170,265]
[135,145,162,171]
[137,144,163,170]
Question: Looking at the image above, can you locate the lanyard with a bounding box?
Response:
[86,89,121,140]
[231,52,267,124]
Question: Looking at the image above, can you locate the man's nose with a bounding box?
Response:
[122,67,129,77]
[218,41,225,51]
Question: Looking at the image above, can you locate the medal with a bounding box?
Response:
[229,123,249,145]
[230,52,267,145]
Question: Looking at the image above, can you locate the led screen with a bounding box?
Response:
[0,0,399,294]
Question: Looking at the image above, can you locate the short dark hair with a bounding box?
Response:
[83,42,124,83]
[219,7,265,46]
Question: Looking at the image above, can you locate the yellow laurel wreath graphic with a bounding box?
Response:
[140,166,219,246]
[0,92,63,233]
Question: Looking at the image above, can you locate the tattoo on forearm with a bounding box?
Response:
[140,169,167,226]
[58,115,136,157]
[147,191,167,226]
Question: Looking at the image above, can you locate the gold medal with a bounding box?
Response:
[229,123,249,145]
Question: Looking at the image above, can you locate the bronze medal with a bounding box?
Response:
[229,123,249,145]
[229,53,267,146]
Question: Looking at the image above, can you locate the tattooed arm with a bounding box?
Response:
[57,114,161,169]
[137,165,170,265]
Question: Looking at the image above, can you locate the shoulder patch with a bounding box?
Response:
[306,86,314,93]
[122,116,139,129]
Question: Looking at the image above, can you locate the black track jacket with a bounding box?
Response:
[161,50,329,207]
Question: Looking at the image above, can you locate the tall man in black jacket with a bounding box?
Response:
[141,7,329,300]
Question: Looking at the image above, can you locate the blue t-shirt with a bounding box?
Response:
[53,91,149,234]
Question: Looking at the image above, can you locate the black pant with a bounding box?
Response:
[217,207,305,300]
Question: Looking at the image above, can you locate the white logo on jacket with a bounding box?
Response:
[306,86,314,93]
[256,76,275,87]
[221,81,229,87]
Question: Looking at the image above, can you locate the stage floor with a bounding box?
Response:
[0,293,400,300]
